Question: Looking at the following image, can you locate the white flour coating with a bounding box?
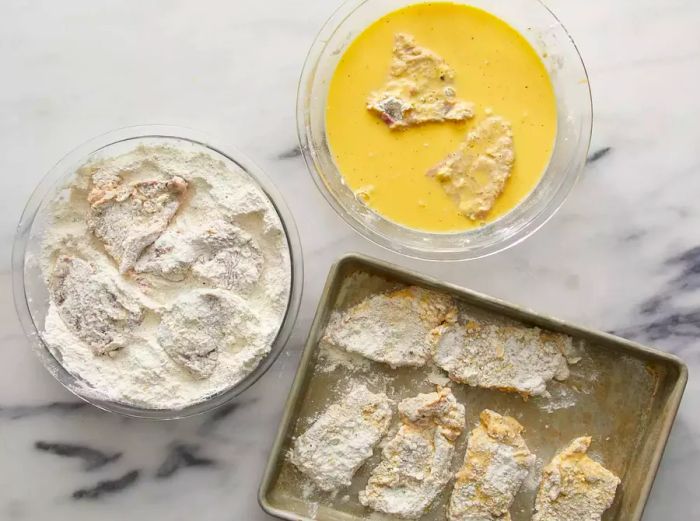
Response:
[289,384,393,492]
[323,286,458,368]
[48,256,144,355]
[540,383,578,413]
[156,289,259,380]
[135,217,264,293]
[433,319,576,397]
[448,410,535,521]
[41,144,291,409]
[360,387,466,519]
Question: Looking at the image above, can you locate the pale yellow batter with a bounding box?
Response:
[326,2,557,231]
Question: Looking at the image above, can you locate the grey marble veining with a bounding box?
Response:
[1,0,699,519]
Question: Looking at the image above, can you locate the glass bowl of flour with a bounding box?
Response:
[12,126,303,419]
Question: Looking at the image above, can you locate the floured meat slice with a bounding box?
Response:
[533,437,620,521]
[360,387,466,519]
[87,176,187,273]
[428,116,514,220]
[448,409,535,521]
[367,33,474,129]
[323,286,457,368]
[135,218,263,293]
[48,256,143,355]
[157,289,255,379]
[289,384,393,492]
[433,320,573,397]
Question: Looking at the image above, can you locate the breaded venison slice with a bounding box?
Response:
[448,409,534,521]
[427,116,515,220]
[360,387,466,519]
[433,320,574,397]
[323,286,457,368]
[49,256,143,355]
[289,384,393,492]
[88,176,187,273]
[367,33,474,129]
[533,437,620,521]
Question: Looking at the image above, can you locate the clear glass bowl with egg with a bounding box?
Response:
[298,0,592,260]
[12,125,303,419]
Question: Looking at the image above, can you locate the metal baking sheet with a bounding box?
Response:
[259,253,687,521]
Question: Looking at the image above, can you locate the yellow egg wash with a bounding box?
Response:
[326,2,557,232]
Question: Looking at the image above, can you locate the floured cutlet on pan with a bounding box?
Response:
[289,384,393,492]
[448,409,534,521]
[433,319,577,397]
[323,286,457,368]
[533,436,620,521]
[360,387,465,519]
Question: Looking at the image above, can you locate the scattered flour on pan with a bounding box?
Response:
[316,342,372,374]
[540,383,578,413]
[40,143,291,409]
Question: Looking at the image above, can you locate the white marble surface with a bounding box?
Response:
[1,0,699,519]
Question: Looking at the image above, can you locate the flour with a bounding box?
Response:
[41,143,291,409]
[540,383,578,413]
[316,342,372,374]
[134,216,264,293]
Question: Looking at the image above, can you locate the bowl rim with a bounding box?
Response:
[12,124,304,420]
[296,0,593,261]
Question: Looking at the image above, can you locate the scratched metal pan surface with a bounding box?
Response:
[259,253,687,521]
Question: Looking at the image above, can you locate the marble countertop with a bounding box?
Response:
[1,0,699,519]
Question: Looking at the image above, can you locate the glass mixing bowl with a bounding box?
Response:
[298,0,592,260]
[12,125,303,419]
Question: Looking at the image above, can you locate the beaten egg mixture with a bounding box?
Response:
[326,2,557,232]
